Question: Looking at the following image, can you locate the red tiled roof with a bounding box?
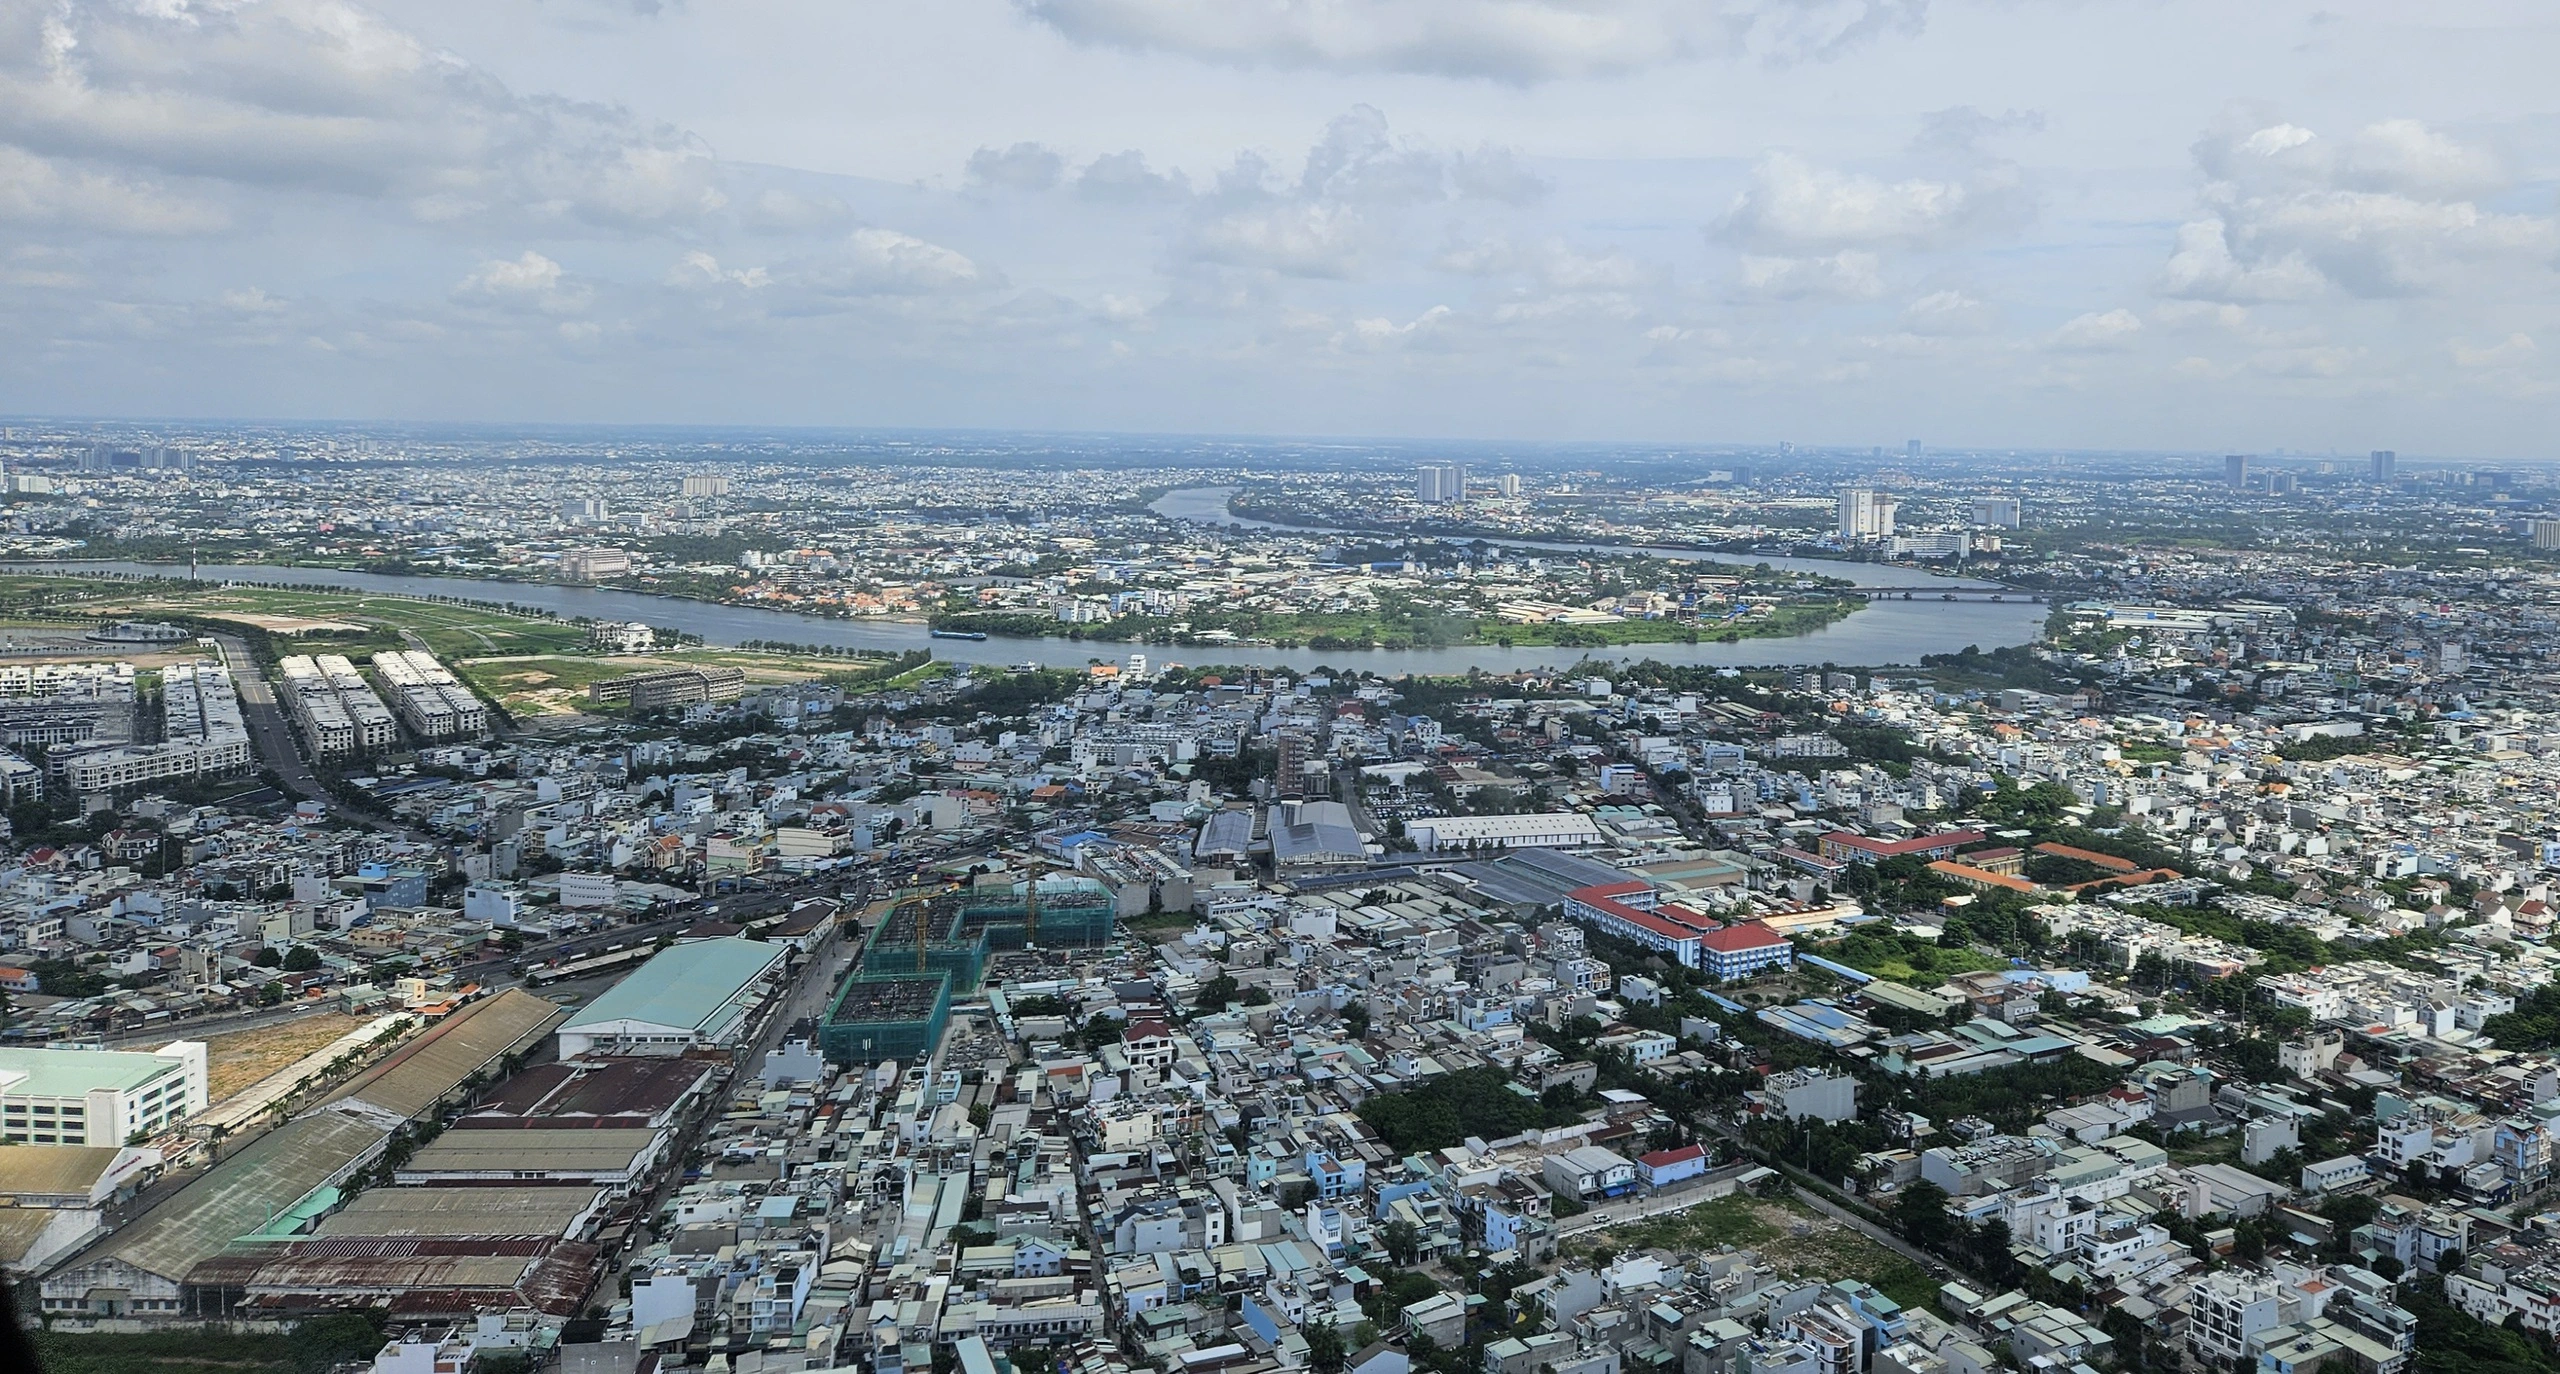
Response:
[1697,921,1788,952]
[1637,1144,1707,1169]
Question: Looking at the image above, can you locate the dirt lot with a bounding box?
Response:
[200,1012,369,1101]
[1569,1192,1939,1310]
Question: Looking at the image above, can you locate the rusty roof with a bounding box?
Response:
[456,1057,712,1127]
[192,1235,598,1316]
[325,989,567,1120]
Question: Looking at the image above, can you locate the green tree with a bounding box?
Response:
[1894,1180,1955,1250]
[1195,973,1240,1013]
[1306,1320,1347,1374]
[281,946,323,973]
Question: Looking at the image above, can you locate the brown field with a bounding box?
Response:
[208,612,369,634]
[201,1012,369,1100]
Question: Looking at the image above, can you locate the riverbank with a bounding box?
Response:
[929,596,1862,650]
[0,560,2042,673]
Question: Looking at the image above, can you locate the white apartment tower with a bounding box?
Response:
[1416,463,1467,504]
[1837,489,1898,541]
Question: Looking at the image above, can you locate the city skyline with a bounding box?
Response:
[6,3,2560,454]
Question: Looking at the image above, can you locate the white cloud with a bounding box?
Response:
[667,251,770,290]
[1735,250,1882,299]
[1190,202,1369,277]
[1722,150,2014,252]
[2049,308,2142,351]
[1013,0,1929,81]
[220,287,287,314]
[967,142,1066,192]
[463,252,566,295]
[793,228,991,297]
[0,145,224,233]
[1295,106,1548,206]
[1437,236,1658,292]
[457,250,592,312]
[2170,117,2558,300]
[0,0,724,228]
[1075,150,1189,201]
[2159,219,2325,302]
[1900,289,1993,335]
[738,188,857,234]
[2452,333,2536,368]
[1340,304,1452,350]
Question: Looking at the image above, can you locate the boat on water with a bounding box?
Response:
[929,628,989,641]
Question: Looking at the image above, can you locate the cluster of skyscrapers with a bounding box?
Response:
[2226,451,2399,491]
[1415,462,1468,504]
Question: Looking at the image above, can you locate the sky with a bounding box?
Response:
[5,1,2560,457]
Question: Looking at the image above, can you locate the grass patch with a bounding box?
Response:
[457,648,914,717]
[1120,910,1198,937]
[1571,1194,1937,1311]
[65,580,594,660]
[34,1317,384,1374]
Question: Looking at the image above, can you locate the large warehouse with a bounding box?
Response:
[39,989,565,1323]
[554,937,788,1058]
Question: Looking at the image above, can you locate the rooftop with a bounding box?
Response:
[0,1044,192,1098]
[557,937,785,1037]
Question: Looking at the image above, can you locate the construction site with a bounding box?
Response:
[819,872,1114,1068]
[817,973,953,1067]
[851,873,1117,988]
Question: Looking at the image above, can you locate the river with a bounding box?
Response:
[3,495,2041,672]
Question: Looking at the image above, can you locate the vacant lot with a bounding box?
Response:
[201,1012,369,1102]
[75,581,591,660]
[1569,1192,1937,1310]
[459,648,909,716]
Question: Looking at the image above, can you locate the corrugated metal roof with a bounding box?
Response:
[314,1185,602,1239]
[557,937,784,1037]
[326,989,567,1119]
[0,1144,123,1199]
[76,1108,386,1283]
[401,1128,658,1175]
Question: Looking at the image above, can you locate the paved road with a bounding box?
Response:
[208,632,323,802]
[1691,1111,1961,1283]
[208,631,421,839]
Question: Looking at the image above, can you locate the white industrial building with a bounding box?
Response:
[0,1042,208,1146]
[1405,812,1603,852]
[554,938,787,1058]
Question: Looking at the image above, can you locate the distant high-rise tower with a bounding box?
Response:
[1971,496,2022,529]
[1496,473,1522,498]
[2370,450,2396,484]
[2224,454,2249,489]
[680,474,730,499]
[562,497,606,523]
[1906,439,1923,460]
[1837,489,1898,541]
[1416,463,1466,504]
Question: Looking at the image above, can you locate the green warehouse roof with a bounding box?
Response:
[560,937,787,1038]
[0,1045,191,1098]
